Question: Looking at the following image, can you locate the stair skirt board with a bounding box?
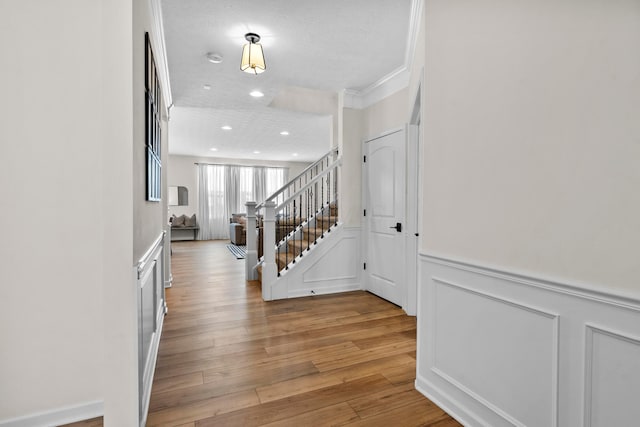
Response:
[262,226,362,300]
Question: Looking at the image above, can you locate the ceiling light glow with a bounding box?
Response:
[203,84,211,90]
[253,150,261,154]
[210,148,218,151]
[280,131,289,136]
[250,90,264,98]
[221,125,232,130]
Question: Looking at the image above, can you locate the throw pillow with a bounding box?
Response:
[185,214,196,227]
[172,214,185,227]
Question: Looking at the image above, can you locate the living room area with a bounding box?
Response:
[167,153,312,245]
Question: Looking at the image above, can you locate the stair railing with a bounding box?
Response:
[257,147,339,212]
[246,147,340,300]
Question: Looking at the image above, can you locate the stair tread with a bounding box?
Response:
[287,238,314,247]
[303,227,332,236]
[257,206,338,280]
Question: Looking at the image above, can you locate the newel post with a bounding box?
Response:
[245,201,258,281]
[261,200,277,301]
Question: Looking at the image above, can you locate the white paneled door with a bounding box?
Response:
[364,128,406,306]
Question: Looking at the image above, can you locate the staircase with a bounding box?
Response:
[272,202,338,273]
[245,148,341,300]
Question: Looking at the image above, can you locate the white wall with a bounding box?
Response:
[102,0,138,424]
[168,154,310,219]
[341,108,365,227]
[0,0,135,424]
[0,0,103,420]
[362,88,409,140]
[414,1,640,425]
[421,0,640,293]
[133,0,169,263]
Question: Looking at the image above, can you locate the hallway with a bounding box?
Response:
[146,240,460,426]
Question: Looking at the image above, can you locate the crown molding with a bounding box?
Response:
[344,0,423,110]
[405,0,423,68]
[149,0,173,115]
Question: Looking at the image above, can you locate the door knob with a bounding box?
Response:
[389,222,402,232]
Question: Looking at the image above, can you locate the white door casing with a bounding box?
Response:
[363,128,406,307]
[405,124,420,315]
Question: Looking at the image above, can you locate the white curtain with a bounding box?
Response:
[198,164,228,240]
[265,167,287,198]
[253,167,266,205]
[225,166,239,219]
[198,164,287,240]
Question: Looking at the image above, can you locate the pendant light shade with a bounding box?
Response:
[240,33,266,74]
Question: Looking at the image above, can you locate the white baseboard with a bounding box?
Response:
[0,401,103,427]
[417,253,640,427]
[415,378,476,427]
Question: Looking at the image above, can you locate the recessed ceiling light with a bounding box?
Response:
[249,90,264,98]
[253,150,261,154]
[206,52,223,64]
[221,125,232,130]
[292,153,298,157]
[280,131,289,136]
[210,148,218,151]
[203,84,211,90]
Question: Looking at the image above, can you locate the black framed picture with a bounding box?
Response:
[145,32,162,202]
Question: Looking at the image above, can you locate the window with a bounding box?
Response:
[197,164,288,239]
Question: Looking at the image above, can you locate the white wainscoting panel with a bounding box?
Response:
[432,278,558,427]
[271,226,362,299]
[302,236,358,283]
[584,325,640,427]
[416,253,640,427]
[136,233,166,426]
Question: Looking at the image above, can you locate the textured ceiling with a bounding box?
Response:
[162,0,412,162]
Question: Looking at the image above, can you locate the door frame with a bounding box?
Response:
[362,126,408,310]
[405,123,419,316]
[405,80,422,316]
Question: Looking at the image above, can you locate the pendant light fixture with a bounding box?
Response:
[240,33,266,74]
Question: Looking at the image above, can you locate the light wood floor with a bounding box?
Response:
[64,240,461,427]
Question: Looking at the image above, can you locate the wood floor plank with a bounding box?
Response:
[150,361,318,413]
[259,402,359,427]
[146,388,260,426]
[195,375,393,427]
[342,399,448,427]
[381,360,419,385]
[151,371,204,394]
[146,240,461,427]
[347,381,427,419]
[255,370,345,404]
[59,418,103,427]
[312,340,417,372]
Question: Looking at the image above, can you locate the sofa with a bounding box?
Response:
[230,213,300,254]
[229,213,247,245]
